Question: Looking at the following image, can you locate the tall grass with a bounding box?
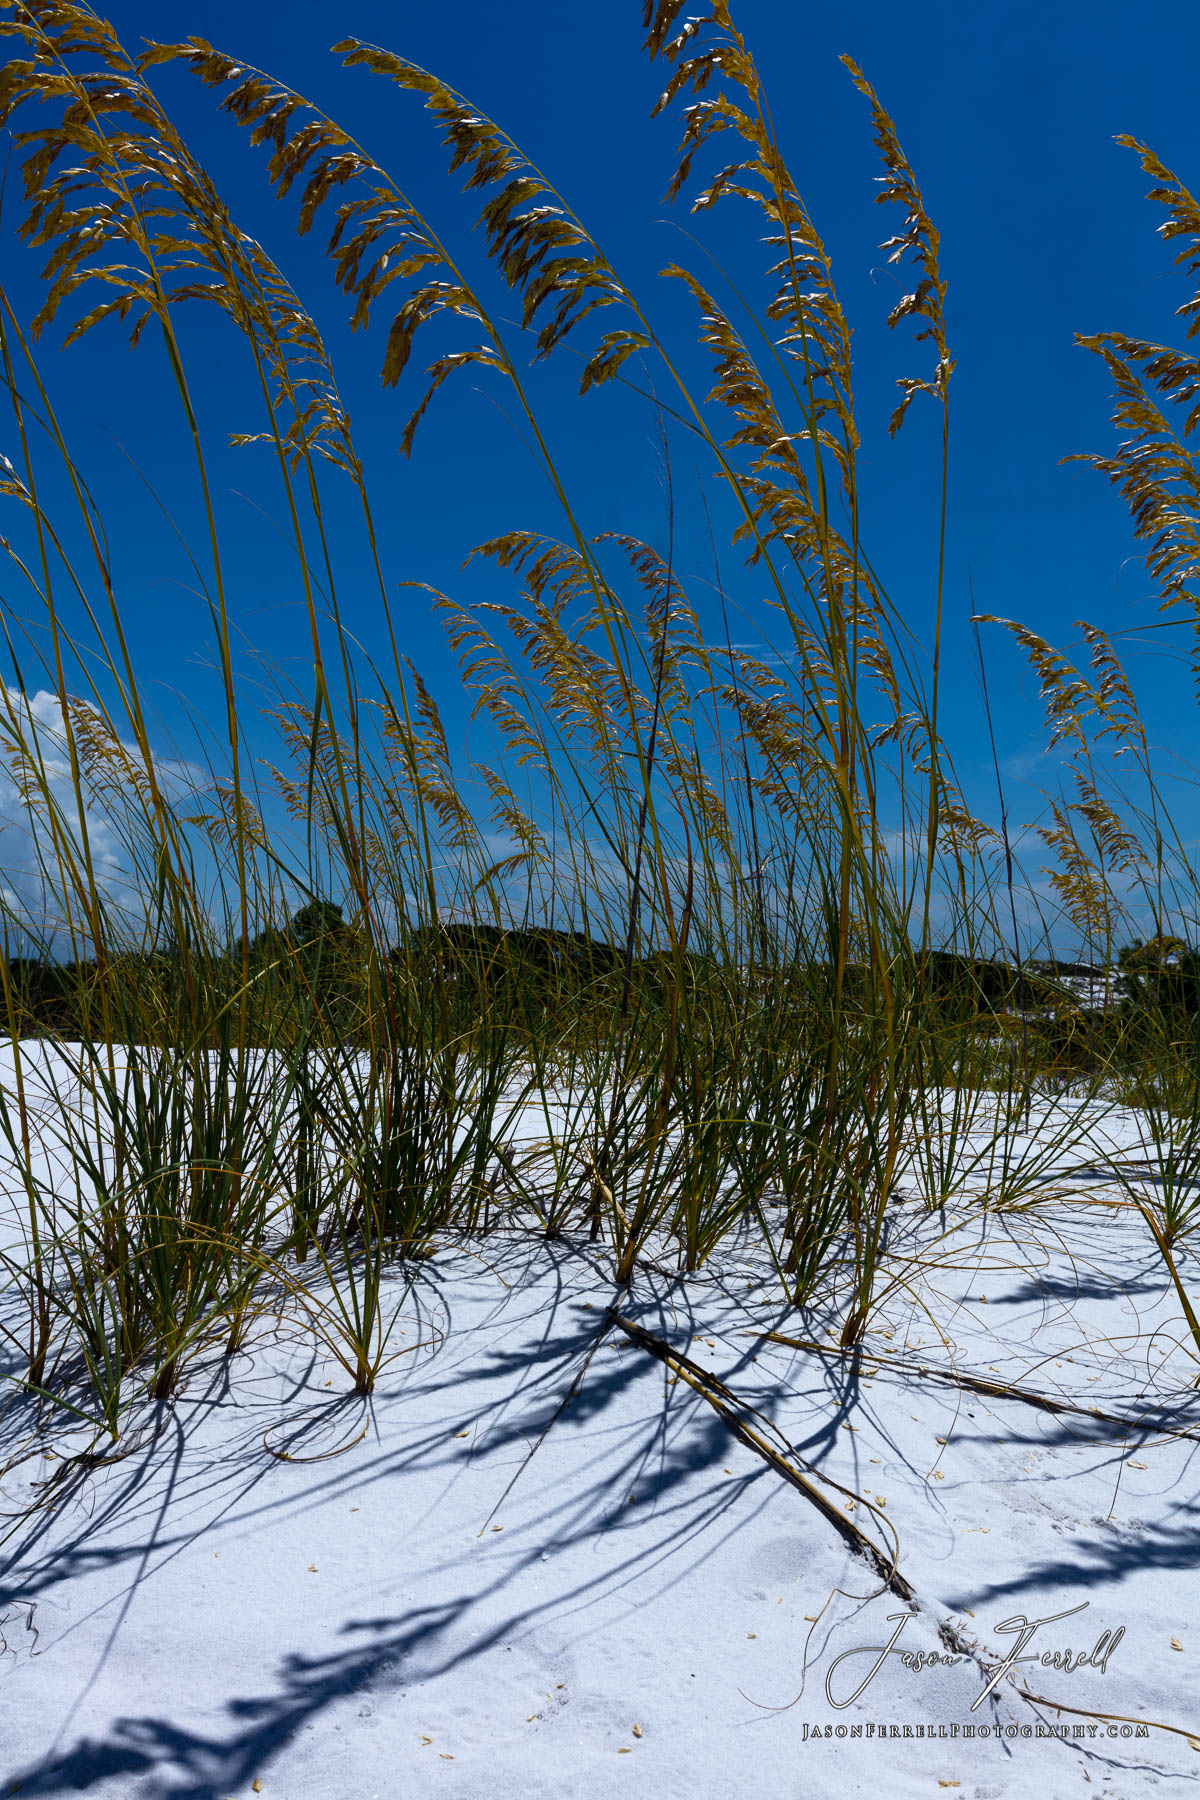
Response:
[0,0,1195,1446]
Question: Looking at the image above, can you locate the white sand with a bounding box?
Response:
[2,1051,1199,1797]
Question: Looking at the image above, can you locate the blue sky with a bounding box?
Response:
[3,0,1200,946]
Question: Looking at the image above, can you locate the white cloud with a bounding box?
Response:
[0,688,206,951]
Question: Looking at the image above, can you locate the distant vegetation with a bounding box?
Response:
[0,906,1180,1076]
